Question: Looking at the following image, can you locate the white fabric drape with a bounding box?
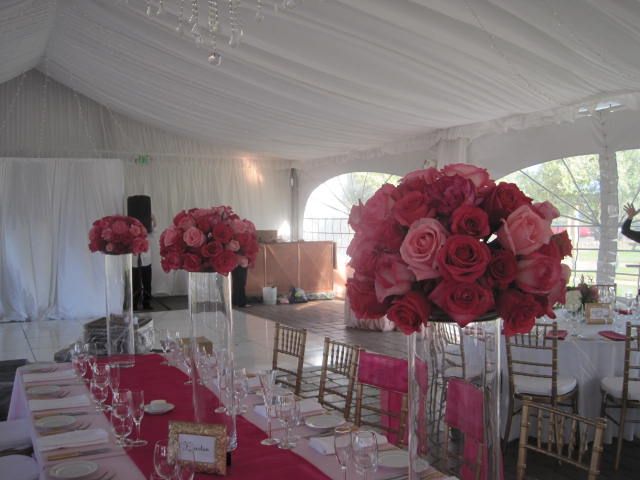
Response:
[0,158,124,322]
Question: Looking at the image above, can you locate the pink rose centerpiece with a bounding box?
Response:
[159,206,259,275]
[346,163,573,336]
[88,215,149,255]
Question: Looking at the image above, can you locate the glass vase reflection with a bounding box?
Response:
[104,253,136,368]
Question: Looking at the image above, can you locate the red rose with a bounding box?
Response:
[392,191,435,227]
[482,182,532,228]
[358,184,397,229]
[450,205,490,238]
[196,216,212,233]
[89,239,101,252]
[112,220,128,236]
[483,249,518,289]
[430,175,477,216]
[374,253,415,302]
[346,273,389,319]
[376,220,405,251]
[429,280,494,326]
[174,211,196,230]
[497,289,540,336]
[183,253,202,272]
[387,292,431,335]
[213,222,234,244]
[442,163,494,196]
[550,231,573,258]
[436,235,491,283]
[515,252,562,295]
[131,238,149,255]
[348,235,382,277]
[161,251,182,272]
[537,263,571,317]
[211,249,238,275]
[201,241,223,258]
[398,167,441,194]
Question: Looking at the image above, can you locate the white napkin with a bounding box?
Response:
[309,433,389,455]
[23,369,76,383]
[37,428,109,452]
[29,394,91,412]
[254,398,323,418]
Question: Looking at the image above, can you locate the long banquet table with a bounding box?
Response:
[9,354,449,480]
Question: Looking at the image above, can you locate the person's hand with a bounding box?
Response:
[624,203,638,219]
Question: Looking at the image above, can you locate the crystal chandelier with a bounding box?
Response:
[138,0,299,66]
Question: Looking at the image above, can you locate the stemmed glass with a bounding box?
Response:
[258,369,279,446]
[157,329,171,365]
[107,363,120,408]
[128,389,148,446]
[111,396,132,447]
[71,352,87,380]
[90,379,108,412]
[174,448,196,480]
[233,368,249,414]
[153,440,174,480]
[351,430,379,480]
[276,392,296,450]
[84,342,99,372]
[182,346,195,386]
[334,425,352,480]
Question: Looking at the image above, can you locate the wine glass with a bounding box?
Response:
[174,448,196,480]
[153,440,174,480]
[107,363,120,403]
[158,329,171,365]
[93,363,110,379]
[90,379,108,412]
[258,370,279,446]
[84,342,99,371]
[334,425,352,480]
[276,392,296,449]
[233,368,249,414]
[111,396,132,446]
[71,352,87,379]
[352,430,379,480]
[128,389,148,446]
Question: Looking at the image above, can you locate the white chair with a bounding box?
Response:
[0,419,32,455]
[0,455,39,480]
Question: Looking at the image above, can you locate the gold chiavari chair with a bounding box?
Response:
[516,399,606,480]
[599,321,640,470]
[317,337,361,420]
[438,323,480,381]
[272,323,307,396]
[504,322,579,451]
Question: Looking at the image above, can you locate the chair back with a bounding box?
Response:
[272,323,307,395]
[505,322,559,403]
[443,378,486,480]
[622,322,640,403]
[516,399,606,480]
[354,351,408,445]
[318,337,361,419]
[438,322,467,379]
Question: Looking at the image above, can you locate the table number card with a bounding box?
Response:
[585,303,613,325]
[168,421,227,475]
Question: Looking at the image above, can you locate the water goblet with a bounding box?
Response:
[233,368,249,414]
[90,379,108,412]
[260,390,279,446]
[334,425,352,480]
[111,397,132,446]
[157,329,171,365]
[182,347,195,386]
[174,447,196,480]
[72,352,87,379]
[352,430,379,480]
[107,363,120,397]
[153,440,174,480]
[276,392,296,449]
[128,389,148,446]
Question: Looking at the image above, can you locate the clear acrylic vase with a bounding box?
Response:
[104,253,135,368]
[188,271,237,452]
[408,315,502,480]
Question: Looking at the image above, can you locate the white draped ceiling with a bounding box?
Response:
[3,0,640,166]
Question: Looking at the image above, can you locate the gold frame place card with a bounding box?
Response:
[168,421,227,475]
[585,303,613,325]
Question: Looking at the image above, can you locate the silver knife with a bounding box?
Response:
[47,447,112,462]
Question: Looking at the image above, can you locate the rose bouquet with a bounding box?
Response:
[346,163,573,336]
[88,215,149,255]
[159,206,259,275]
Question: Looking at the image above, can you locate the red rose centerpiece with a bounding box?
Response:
[88,215,149,255]
[346,163,572,336]
[159,206,258,275]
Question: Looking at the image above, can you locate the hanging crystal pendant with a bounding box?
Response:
[228,28,243,48]
[208,50,222,66]
[191,22,201,35]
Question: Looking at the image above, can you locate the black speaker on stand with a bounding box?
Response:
[127,195,152,233]
[127,195,152,310]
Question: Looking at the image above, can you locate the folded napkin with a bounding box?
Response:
[37,428,109,452]
[309,434,389,455]
[599,330,626,341]
[29,394,91,412]
[23,369,76,383]
[254,398,323,418]
[545,330,568,340]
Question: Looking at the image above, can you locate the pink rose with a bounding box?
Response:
[532,201,560,221]
[231,219,248,234]
[374,253,415,302]
[101,228,113,241]
[497,205,553,255]
[183,227,206,248]
[111,220,128,236]
[436,235,491,283]
[347,235,381,277]
[387,292,431,335]
[161,226,180,247]
[392,191,435,227]
[346,273,389,319]
[399,168,441,192]
[535,263,571,318]
[226,239,240,252]
[191,208,211,219]
[449,205,490,238]
[515,252,562,295]
[442,163,494,195]
[358,184,397,228]
[183,253,202,272]
[430,175,476,216]
[429,280,494,327]
[399,218,449,280]
[129,224,142,237]
[173,211,196,230]
[348,202,364,231]
[132,238,149,254]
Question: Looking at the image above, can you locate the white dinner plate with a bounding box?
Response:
[48,460,99,479]
[35,414,77,430]
[144,403,175,415]
[379,450,409,469]
[27,385,62,396]
[304,413,345,430]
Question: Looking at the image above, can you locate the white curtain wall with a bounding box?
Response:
[0,158,124,322]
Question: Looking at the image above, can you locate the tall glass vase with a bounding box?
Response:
[408,315,502,480]
[188,271,237,452]
[104,253,136,368]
